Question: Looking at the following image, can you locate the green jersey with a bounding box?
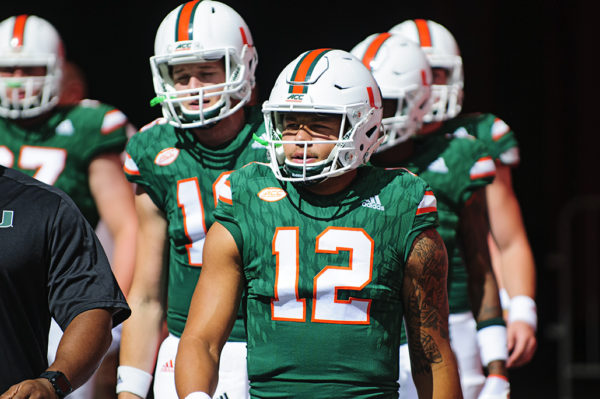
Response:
[445,113,520,167]
[0,100,129,226]
[372,130,495,344]
[215,163,438,398]
[406,131,495,314]
[123,107,267,339]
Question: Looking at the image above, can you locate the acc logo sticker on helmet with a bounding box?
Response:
[257,187,287,202]
[154,147,180,166]
[286,94,305,102]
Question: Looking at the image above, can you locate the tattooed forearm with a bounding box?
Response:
[404,229,450,375]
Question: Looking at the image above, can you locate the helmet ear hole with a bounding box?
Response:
[365,126,377,138]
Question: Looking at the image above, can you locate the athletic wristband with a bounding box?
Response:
[479,374,510,399]
[185,392,212,399]
[476,325,508,366]
[116,366,153,398]
[499,288,510,312]
[509,295,537,331]
[487,374,509,382]
[476,316,505,331]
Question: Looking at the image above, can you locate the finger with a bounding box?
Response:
[513,337,537,367]
[507,330,516,352]
[0,384,20,399]
[507,335,527,367]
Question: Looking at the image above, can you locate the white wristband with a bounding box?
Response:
[499,288,510,312]
[509,295,537,331]
[477,325,508,366]
[185,393,212,399]
[116,365,153,398]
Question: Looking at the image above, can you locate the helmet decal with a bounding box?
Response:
[414,19,432,47]
[421,70,430,86]
[288,48,331,94]
[175,0,202,41]
[239,27,249,45]
[11,14,28,49]
[367,86,375,108]
[360,32,391,70]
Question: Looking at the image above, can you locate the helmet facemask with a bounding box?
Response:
[264,105,382,184]
[425,56,463,122]
[379,81,431,151]
[0,14,63,119]
[150,45,253,129]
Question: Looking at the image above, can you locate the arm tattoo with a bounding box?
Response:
[404,229,449,375]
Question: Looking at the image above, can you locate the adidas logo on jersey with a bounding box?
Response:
[56,120,75,136]
[160,359,174,373]
[361,195,385,211]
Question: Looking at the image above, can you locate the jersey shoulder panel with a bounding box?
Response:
[417,132,495,206]
[58,101,129,158]
[123,122,177,187]
[449,112,520,166]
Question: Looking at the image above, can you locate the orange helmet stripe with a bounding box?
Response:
[289,48,331,94]
[414,19,432,47]
[11,15,28,48]
[361,32,391,70]
[176,0,201,42]
[239,27,249,46]
[367,86,375,107]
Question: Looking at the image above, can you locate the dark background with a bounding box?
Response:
[3,1,598,397]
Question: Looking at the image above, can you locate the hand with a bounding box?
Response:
[506,320,537,368]
[0,378,58,399]
[478,374,509,399]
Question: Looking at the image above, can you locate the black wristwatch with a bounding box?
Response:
[39,371,73,398]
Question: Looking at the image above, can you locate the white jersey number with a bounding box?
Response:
[272,226,374,324]
[0,146,67,185]
[177,172,232,266]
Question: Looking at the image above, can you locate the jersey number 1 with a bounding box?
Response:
[271,226,373,324]
[177,172,231,266]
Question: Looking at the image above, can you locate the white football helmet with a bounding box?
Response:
[262,49,383,183]
[351,32,432,151]
[150,0,258,129]
[0,15,64,119]
[390,19,463,122]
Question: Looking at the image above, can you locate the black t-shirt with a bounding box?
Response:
[0,166,130,389]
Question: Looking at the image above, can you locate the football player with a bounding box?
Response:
[117,1,266,399]
[0,14,137,399]
[351,32,509,399]
[175,48,462,399]
[392,19,537,370]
